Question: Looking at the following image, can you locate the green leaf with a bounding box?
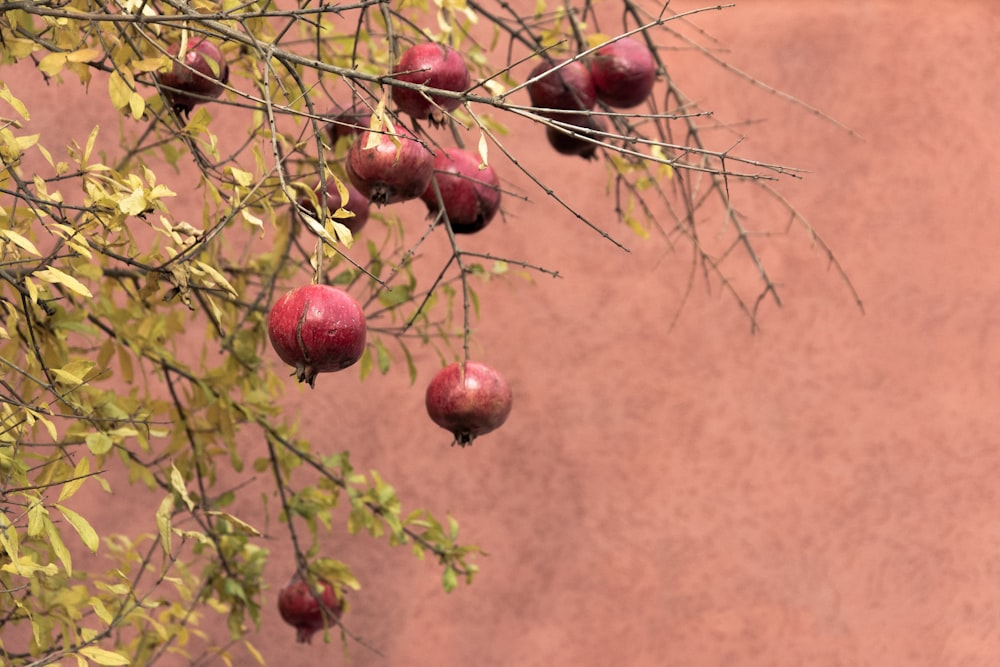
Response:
[442,565,457,593]
[56,504,100,553]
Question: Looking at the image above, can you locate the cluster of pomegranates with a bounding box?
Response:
[527,36,657,159]
[160,33,654,643]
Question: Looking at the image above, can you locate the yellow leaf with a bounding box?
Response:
[56,504,100,553]
[477,131,489,169]
[128,92,145,120]
[90,597,113,625]
[1,229,40,256]
[38,52,67,77]
[1,556,58,577]
[33,266,93,298]
[0,83,29,120]
[45,517,72,575]
[194,260,238,297]
[117,187,147,215]
[229,166,253,187]
[132,56,169,73]
[15,133,38,151]
[107,70,133,109]
[77,646,130,665]
[170,464,194,510]
[86,432,113,456]
[66,48,102,63]
[156,494,174,557]
[58,457,91,502]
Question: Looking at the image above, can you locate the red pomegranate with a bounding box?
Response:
[420,148,501,234]
[545,114,606,160]
[267,284,367,387]
[346,125,435,206]
[159,38,229,114]
[425,361,513,446]
[589,36,657,108]
[526,58,596,120]
[392,43,470,123]
[324,103,371,145]
[297,179,370,234]
[277,574,343,644]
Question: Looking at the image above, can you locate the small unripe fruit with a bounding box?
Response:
[392,43,470,124]
[158,39,229,114]
[346,125,435,206]
[589,37,657,108]
[268,284,366,387]
[277,574,343,644]
[421,148,502,234]
[425,361,513,446]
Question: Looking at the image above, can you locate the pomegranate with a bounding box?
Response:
[545,114,606,160]
[158,38,229,114]
[297,179,370,234]
[425,361,513,446]
[324,103,371,145]
[392,43,470,123]
[267,284,366,387]
[345,124,435,206]
[589,37,657,108]
[420,148,501,234]
[526,58,596,120]
[277,574,343,644]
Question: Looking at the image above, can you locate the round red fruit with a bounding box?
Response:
[425,361,513,446]
[277,574,343,644]
[159,39,229,113]
[297,179,370,235]
[545,114,606,160]
[421,148,501,234]
[346,125,435,206]
[527,58,596,119]
[267,284,366,387]
[324,103,371,145]
[589,37,657,108]
[392,43,470,123]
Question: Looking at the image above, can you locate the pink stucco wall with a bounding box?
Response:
[11,1,1000,664]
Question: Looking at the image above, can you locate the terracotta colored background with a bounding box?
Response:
[12,0,1000,665]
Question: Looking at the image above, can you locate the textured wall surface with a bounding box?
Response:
[16,1,1000,665]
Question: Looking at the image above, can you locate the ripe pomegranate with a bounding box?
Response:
[324,103,371,145]
[420,148,501,234]
[159,38,229,114]
[345,125,435,206]
[297,179,370,234]
[545,114,606,160]
[277,574,343,644]
[589,37,657,108]
[425,361,513,446]
[267,284,366,387]
[526,58,596,120]
[392,43,470,123]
